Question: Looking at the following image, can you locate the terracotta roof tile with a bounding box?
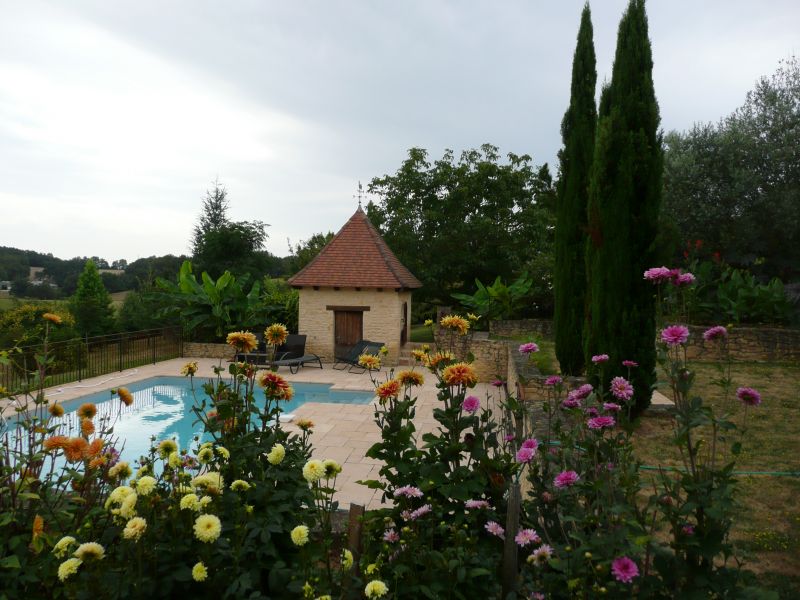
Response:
[288,208,422,289]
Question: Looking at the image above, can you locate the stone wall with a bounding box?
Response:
[183,343,235,359]
[297,288,412,362]
[491,319,800,362]
[489,319,554,340]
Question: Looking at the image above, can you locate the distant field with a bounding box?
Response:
[0,292,132,313]
[110,290,131,310]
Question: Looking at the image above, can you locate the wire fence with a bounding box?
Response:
[0,327,183,394]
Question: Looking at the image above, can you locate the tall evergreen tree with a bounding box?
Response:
[585,0,662,415]
[69,259,116,336]
[554,4,596,375]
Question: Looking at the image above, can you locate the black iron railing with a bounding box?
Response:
[0,327,183,394]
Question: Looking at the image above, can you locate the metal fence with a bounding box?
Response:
[1,327,183,394]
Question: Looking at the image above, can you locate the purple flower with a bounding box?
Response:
[519,342,539,354]
[383,528,400,542]
[553,470,579,489]
[644,266,672,283]
[408,504,432,520]
[611,556,639,584]
[736,387,762,406]
[393,486,424,498]
[462,395,480,413]
[610,376,634,401]
[587,416,615,430]
[603,402,622,413]
[491,379,505,388]
[465,499,490,510]
[485,521,504,539]
[584,407,599,418]
[661,325,690,346]
[504,434,516,442]
[703,325,728,342]
[673,272,696,286]
[561,397,582,410]
[572,384,594,400]
[591,354,609,364]
[516,447,535,463]
[530,544,553,566]
[544,375,563,386]
[514,528,541,547]
[682,524,695,536]
[521,438,539,451]
[622,360,638,368]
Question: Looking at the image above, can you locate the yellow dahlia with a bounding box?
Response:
[364,580,389,598]
[119,492,138,519]
[52,536,76,559]
[323,459,342,478]
[226,330,258,352]
[122,517,147,541]
[302,459,326,483]
[296,419,314,431]
[442,362,478,387]
[135,476,157,496]
[180,493,200,512]
[266,443,285,465]
[290,525,309,546]
[341,549,353,571]
[192,472,224,494]
[424,351,455,370]
[57,557,82,582]
[193,514,222,543]
[73,542,105,561]
[181,361,199,376]
[230,480,251,492]
[192,561,208,582]
[108,461,132,480]
[397,370,424,387]
[264,323,289,346]
[440,314,470,335]
[358,353,381,370]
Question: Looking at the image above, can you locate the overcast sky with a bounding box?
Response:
[1,0,797,263]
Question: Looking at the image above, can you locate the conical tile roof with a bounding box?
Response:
[288,207,422,289]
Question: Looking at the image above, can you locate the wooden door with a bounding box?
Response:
[334,311,362,357]
[400,302,408,345]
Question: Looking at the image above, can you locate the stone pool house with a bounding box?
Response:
[287,207,422,362]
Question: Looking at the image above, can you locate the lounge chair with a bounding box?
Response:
[333,340,385,373]
[235,334,322,374]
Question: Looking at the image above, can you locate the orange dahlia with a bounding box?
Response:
[42,312,62,325]
[376,379,402,402]
[80,418,95,437]
[63,438,89,462]
[32,515,44,540]
[48,403,65,418]
[258,371,293,400]
[397,370,424,387]
[118,387,133,407]
[226,331,258,353]
[86,438,104,458]
[442,362,478,387]
[358,354,381,371]
[425,351,455,370]
[88,455,107,470]
[77,403,97,419]
[43,435,69,452]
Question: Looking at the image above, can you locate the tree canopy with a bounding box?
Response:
[366,144,555,309]
[661,56,800,282]
[69,259,116,336]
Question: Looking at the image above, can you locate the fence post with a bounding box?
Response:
[347,503,365,575]
[152,333,157,365]
[502,482,521,598]
[118,335,123,372]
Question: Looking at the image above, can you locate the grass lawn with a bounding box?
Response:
[410,323,435,343]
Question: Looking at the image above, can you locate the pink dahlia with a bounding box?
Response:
[491,379,505,388]
[682,524,695,536]
[519,342,539,354]
[409,504,432,520]
[521,438,539,451]
[465,499,490,510]
[611,556,639,584]
[584,407,599,418]
[514,528,541,547]
[561,397,582,410]
[572,384,594,400]
[383,528,400,543]
[673,272,696,286]
[622,360,638,368]
[393,486,424,498]
[530,544,553,566]
[544,375,563,386]
[736,387,762,406]
[603,402,622,413]
[703,325,728,342]
[503,434,515,442]
[485,521,505,539]
[553,470,579,489]
[661,325,690,346]
[591,354,609,364]
[587,416,615,430]
[610,376,634,401]
[462,395,481,413]
[643,266,672,283]
[516,447,535,463]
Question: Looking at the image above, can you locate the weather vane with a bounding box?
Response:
[354,181,365,209]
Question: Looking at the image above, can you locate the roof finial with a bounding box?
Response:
[354,181,365,209]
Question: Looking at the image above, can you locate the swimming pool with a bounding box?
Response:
[50,376,375,466]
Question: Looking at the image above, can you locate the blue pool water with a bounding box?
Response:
[50,376,374,466]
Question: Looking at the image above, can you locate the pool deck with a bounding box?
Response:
[23,358,499,510]
[17,357,672,511]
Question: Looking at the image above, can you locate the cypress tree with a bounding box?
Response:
[554,3,596,376]
[70,259,116,336]
[585,0,662,415]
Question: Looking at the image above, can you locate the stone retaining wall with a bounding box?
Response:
[183,343,235,360]
[490,319,800,362]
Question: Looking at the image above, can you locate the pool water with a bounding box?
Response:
[50,376,374,466]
